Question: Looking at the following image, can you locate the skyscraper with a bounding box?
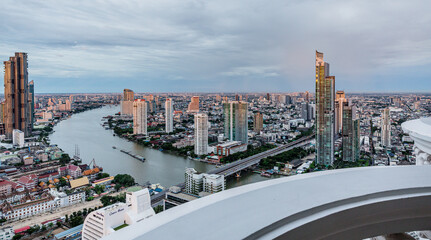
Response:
[194,113,208,156]
[335,91,348,135]
[187,96,199,112]
[253,112,263,133]
[29,80,34,126]
[301,102,312,121]
[315,51,335,166]
[381,108,391,147]
[133,99,147,135]
[4,52,32,137]
[165,98,173,133]
[342,105,360,162]
[223,101,248,144]
[121,89,134,115]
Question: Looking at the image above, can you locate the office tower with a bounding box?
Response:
[342,105,360,162]
[301,102,312,121]
[121,89,134,115]
[381,108,391,147]
[353,119,360,161]
[305,91,310,102]
[4,52,32,137]
[335,91,348,135]
[285,95,292,105]
[194,113,208,155]
[133,99,147,135]
[253,112,263,133]
[266,93,270,101]
[165,98,173,133]
[29,80,34,126]
[188,96,199,112]
[315,51,335,166]
[223,101,248,144]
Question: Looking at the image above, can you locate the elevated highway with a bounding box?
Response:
[208,134,314,177]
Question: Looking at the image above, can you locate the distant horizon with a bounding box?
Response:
[1,1,431,93]
[4,91,429,96]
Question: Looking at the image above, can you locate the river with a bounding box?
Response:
[50,105,269,189]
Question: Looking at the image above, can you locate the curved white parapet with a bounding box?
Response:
[402,118,431,165]
[104,166,431,240]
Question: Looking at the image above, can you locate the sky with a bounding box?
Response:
[1,0,431,93]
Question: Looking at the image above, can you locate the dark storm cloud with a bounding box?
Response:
[0,0,430,92]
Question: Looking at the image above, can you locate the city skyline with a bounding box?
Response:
[1,1,431,93]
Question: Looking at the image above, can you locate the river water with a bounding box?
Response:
[50,105,268,188]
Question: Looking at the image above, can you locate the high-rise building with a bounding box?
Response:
[253,112,263,133]
[4,52,32,137]
[133,99,147,135]
[342,105,360,162]
[123,89,134,101]
[335,91,348,135]
[121,89,134,115]
[301,102,312,121]
[187,96,199,112]
[381,108,391,147]
[28,80,34,126]
[223,101,248,144]
[194,113,208,156]
[165,98,173,133]
[315,51,335,166]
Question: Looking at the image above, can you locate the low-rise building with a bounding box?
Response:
[163,191,199,211]
[17,174,38,190]
[82,188,155,239]
[0,193,56,221]
[216,141,248,157]
[0,227,14,240]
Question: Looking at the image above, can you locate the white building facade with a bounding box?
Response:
[194,113,208,156]
[82,188,155,240]
[381,108,391,147]
[133,99,147,135]
[402,118,431,165]
[165,98,173,133]
[12,129,24,148]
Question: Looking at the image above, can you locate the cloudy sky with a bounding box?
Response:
[1,0,431,93]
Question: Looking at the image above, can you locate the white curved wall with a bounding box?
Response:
[103,166,431,240]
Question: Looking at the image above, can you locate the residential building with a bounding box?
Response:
[342,105,360,162]
[381,107,391,147]
[315,51,335,166]
[253,112,263,133]
[165,98,173,133]
[335,91,348,134]
[223,101,248,144]
[187,96,199,112]
[184,168,225,195]
[133,99,147,135]
[194,113,208,155]
[203,174,225,194]
[82,188,155,239]
[3,52,32,137]
[28,80,34,126]
[12,129,24,148]
[121,89,134,116]
[0,193,56,221]
[17,174,38,190]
